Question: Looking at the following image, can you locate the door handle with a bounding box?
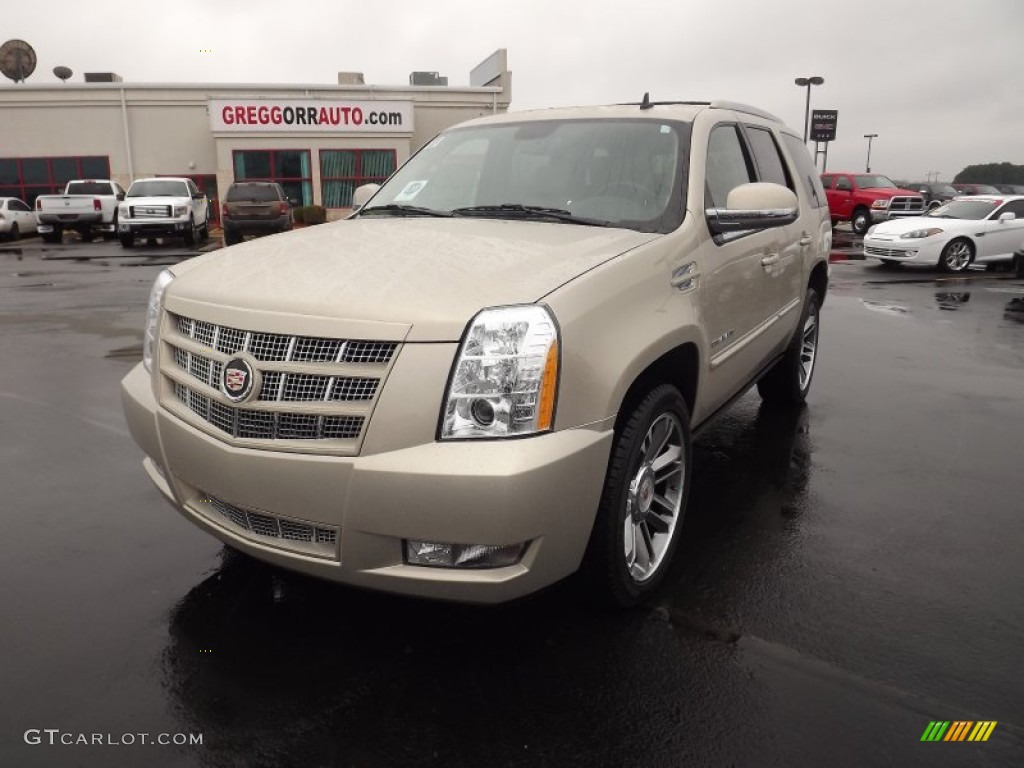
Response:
[799,235,812,246]
[761,253,780,266]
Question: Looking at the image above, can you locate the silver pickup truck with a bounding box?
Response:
[35,179,126,243]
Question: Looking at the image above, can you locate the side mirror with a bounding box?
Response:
[116,192,125,201]
[706,182,799,236]
[998,212,1015,222]
[352,183,381,212]
[918,188,929,195]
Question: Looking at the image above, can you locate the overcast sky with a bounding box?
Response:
[4,0,1022,181]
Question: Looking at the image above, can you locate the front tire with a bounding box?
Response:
[938,238,973,273]
[582,384,692,608]
[119,233,135,248]
[7,223,19,241]
[183,217,197,247]
[851,208,871,236]
[758,287,821,405]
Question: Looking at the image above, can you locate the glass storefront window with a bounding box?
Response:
[233,150,312,206]
[320,149,396,208]
[0,156,111,206]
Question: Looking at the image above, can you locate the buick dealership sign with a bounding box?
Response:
[210,99,413,133]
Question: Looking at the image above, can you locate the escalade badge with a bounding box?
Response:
[221,357,257,403]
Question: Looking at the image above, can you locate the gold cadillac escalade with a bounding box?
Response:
[121,100,830,606]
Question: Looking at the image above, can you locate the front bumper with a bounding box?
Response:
[120,218,191,237]
[863,236,945,264]
[121,363,614,603]
[223,216,291,235]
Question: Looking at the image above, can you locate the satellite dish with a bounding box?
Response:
[0,39,37,83]
[53,65,73,82]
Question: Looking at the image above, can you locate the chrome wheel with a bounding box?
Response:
[941,240,972,272]
[798,303,819,391]
[623,412,685,583]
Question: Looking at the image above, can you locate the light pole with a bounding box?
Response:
[794,76,824,143]
[863,133,878,173]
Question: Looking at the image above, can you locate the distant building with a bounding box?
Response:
[0,50,511,222]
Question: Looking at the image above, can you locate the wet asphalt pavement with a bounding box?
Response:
[1,237,1022,767]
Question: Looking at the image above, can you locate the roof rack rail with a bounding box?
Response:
[708,100,783,122]
[617,99,712,108]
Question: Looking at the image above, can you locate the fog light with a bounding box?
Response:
[405,540,526,569]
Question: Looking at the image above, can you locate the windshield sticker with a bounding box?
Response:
[660,125,671,134]
[394,180,428,202]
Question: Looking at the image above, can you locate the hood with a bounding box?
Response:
[167,217,658,341]
[867,216,955,236]
[126,195,190,206]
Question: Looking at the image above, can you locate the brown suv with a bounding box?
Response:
[221,182,292,245]
[122,101,830,606]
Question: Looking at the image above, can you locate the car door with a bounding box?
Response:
[187,180,208,224]
[741,124,803,316]
[832,175,855,219]
[700,122,793,412]
[10,199,36,231]
[978,199,1024,260]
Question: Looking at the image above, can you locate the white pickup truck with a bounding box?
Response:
[34,179,126,243]
[118,177,210,248]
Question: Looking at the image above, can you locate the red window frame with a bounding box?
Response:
[0,156,111,207]
[319,149,397,208]
[232,149,312,206]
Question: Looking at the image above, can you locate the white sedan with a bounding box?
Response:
[0,197,38,241]
[863,196,1024,273]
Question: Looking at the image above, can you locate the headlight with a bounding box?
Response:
[866,225,877,236]
[900,228,944,239]
[871,199,889,209]
[143,270,174,372]
[118,204,128,216]
[441,305,559,439]
[173,205,188,217]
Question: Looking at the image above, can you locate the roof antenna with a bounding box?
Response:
[640,92,653,110]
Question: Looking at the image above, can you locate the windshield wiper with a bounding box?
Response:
[359,204,452,218]
[451,204,609,227]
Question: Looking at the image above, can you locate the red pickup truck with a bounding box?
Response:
[820,173,925,235]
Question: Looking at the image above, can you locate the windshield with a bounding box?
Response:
[362,118,689,233]
[854,174,897,189]
[66,181,113,195]
[956,184,1000,195]
[127,180,189,197]
[926,199,999,220]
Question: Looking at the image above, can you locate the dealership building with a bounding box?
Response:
[0,50,511,222]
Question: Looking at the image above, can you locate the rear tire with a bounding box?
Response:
[8,223,19,241]
[42,227,63,244]
[78,227,95,243]
[758,287,821,406]
[581,384,692,608]
[223,229,242,246]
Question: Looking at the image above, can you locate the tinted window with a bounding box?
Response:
[927,200,999,220]
[66,181,113,195]
[127,180,190,197]
[226,184,283,202]
[855,175,897,189]
[9,199,30,211]
[744,126,791,189]
[782,134,826,208]
[705,125,754,209]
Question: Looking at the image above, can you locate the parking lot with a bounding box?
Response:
[1,234,1022,767]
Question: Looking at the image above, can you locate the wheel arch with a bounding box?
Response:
[612,342,699,434]
[809,260,829,306]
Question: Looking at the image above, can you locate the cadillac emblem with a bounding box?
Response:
[221,357,257,403]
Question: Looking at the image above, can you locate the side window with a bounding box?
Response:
[705,124,755,209]
[781,134,827,209]
[744,126,792,189]
[11,199,30,212]
[187,180,200,197]
[994,199,1024,219]
[835,177,853,191]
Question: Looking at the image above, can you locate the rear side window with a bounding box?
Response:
[705,125,755,208]
[781,134,827,208]
[226,184,283,202]
[744,126,792,189]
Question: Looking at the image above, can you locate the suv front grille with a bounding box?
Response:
[195,491,339,560]
[160,312,401,454]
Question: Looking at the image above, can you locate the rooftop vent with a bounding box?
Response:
[337,71,365,85]
[410,71,448,86]
[84,72,123,82]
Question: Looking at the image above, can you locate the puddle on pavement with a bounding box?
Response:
[106,343,143,360]
[935,291,970,311]
[860,299,910,316]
